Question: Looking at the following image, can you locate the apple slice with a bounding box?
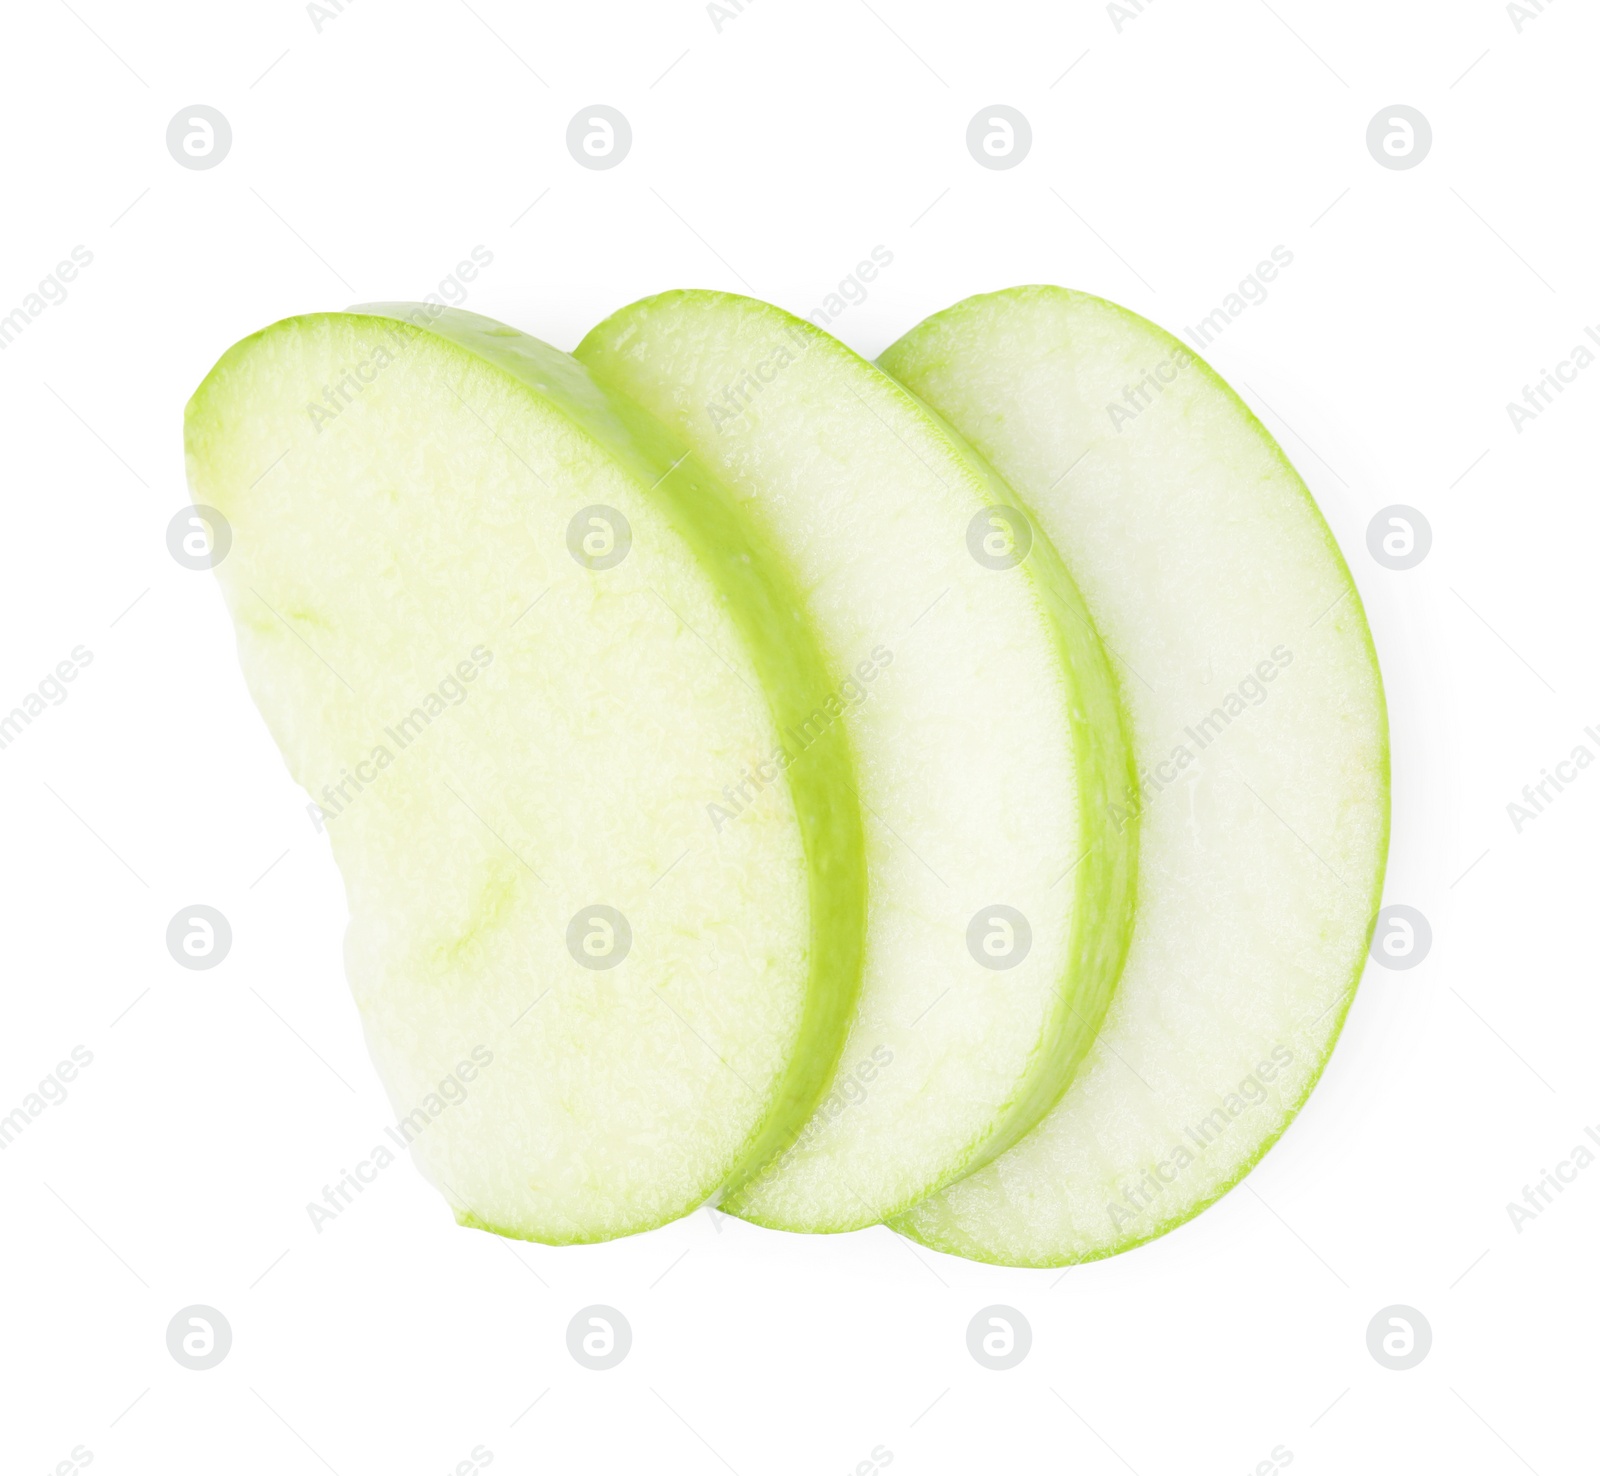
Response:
[577,292,1136,1231]
[880,287,1389,1265]
[184,305,868,1244]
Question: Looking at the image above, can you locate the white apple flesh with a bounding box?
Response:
[881,287,1389,1266]
[578,292,1137,1232]
[185,306,869,1244]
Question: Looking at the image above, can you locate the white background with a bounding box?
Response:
[1,1,1595,1472]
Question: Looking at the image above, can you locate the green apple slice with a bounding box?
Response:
[577,292,1136,1232]
[880,287,1389,1266]
[184,306,867,1244]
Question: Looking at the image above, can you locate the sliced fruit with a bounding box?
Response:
[881,287,1389,1266]
[577,291,1136,1232]
[184,305,867,1244]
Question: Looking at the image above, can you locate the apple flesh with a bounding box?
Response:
[184,306,868,1244]
[880,287,1389,1266]
[578,291,1137,1232]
